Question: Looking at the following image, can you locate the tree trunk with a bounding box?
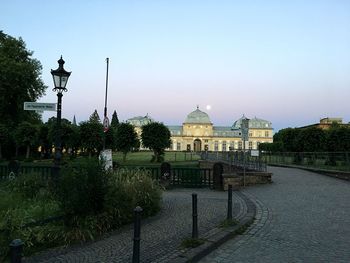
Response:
[15,146,18,157]
[26,145,30,159]
[0,144,2,159]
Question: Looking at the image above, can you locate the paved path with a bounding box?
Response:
[25,189,245,263]
[201,166,350,263]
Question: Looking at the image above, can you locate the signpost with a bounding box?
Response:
[24,102,56,111]
[241,117,250,187]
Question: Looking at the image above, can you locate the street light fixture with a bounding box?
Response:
[51,56,71,167]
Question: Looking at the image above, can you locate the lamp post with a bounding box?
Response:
[51,56,71,171]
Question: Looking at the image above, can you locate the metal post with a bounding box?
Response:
[52,93,62,184]
[132,206,143,263]
[227,184,232,220]
[192,193,198,239]
[55,93,62,166]
[103,58,110,150]
[10,239,23,263]
[243,141,246,187]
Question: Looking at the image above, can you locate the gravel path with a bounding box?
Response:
[25,189,245,263]
[201,166,350,263]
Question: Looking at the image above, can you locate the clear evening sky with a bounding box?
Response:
[2,0,350,131]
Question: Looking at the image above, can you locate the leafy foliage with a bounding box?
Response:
[14,122,39,158]
[110,110,119,128]
[89,109,101,123]
[141,122,171,162]
[0,31,46,128]
[115,123,139,161]
[79,121,104,156]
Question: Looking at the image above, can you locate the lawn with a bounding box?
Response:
[113,151,201,167]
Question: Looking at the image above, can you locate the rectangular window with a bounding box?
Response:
[249,132,253,137]
[249,141,253,150]
[177,142,181,151]
[265,131,269,137]
[187,144,191,151]
[204,139,208,143]
[229,141,234,150]
[222,141,227,152]
[214,141,219,151]
[238,141,242,150]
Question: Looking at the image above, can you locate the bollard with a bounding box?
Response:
[192,193,198,239]
[132,206,143,263]
[227,185,233,220]
[9,239,23,263]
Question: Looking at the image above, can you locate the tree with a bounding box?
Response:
[14,121,39,158]
[89,110,101,123]
[326,126,350,152]
[79,121,104,157]
[0,124,9,159]
[141,122,171,162]
[114,123,139,162]
[296,127,326,152]
[110,110,119,129]
[0,31,46,127]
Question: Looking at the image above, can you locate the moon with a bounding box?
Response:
[206,105,212,111]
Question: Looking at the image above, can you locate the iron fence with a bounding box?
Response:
[261,152,350,171]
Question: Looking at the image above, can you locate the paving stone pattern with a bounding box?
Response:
[24,189,245,263]
[201,166,350,263]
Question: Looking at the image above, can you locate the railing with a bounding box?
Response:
[119,166,213,188]
[0,164,53,179]
[201,151,267,172]
[261,152,350,172]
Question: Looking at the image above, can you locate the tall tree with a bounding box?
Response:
[110,110,119,129]
[89,110,101,123]
[0,31,46,127]
[79,121,104,157]
[141,122,171,162]
[0,124,9,159]
[115,123,139,162]
[14,121,39,158]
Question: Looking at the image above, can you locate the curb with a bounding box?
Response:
[172,192,256,263]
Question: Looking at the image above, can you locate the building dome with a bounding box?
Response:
[232,115,272,129]
[184,107,211,124]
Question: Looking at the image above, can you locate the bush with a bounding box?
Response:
[8,173,51,199]
[58,159,108,221]
[106,168,162,224]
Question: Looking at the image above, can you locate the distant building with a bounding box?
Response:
[127,107,273,151]
[299,117,348,130]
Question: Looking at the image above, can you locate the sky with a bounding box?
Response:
[2,0,350,131]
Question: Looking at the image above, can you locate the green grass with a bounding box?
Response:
[113,151,200,167]
[219,218,239,228]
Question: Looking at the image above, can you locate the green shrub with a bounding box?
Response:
[58,159,108,220]
[8,173,50,199]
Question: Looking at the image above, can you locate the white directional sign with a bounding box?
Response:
[24,102,57,111]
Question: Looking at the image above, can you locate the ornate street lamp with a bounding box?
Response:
[51,56,71,167]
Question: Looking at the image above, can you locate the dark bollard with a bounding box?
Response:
[132,206,143,263]
[192,193,198,239]
[9,239,23,263]
[227,185,233,220]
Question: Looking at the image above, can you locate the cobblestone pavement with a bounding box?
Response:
[201,166,350,263]
[25,189,245,263]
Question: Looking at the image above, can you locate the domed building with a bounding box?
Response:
[128,107,273,151]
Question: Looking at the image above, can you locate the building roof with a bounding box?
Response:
[127,114,153,127]
[232,115,272,129]
[184,107,212,124]
[213,126,241,137]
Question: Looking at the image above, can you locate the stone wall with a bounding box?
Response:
[222,172,272,190]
